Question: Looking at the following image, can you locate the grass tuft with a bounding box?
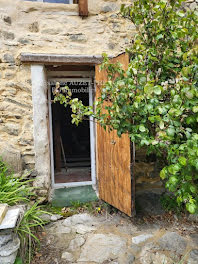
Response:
[0,158,49,264]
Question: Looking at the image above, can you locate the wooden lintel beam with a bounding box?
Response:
[20,53,108,65]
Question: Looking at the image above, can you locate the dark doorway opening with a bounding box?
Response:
[51,81,91,184]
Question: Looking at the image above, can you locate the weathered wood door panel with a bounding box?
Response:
[95,53,132,216]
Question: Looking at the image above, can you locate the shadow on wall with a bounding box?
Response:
[134,148,165,216]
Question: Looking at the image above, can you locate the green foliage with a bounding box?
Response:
[54,0,198,213]
[59,201,115,217]
[160,194,182,214]
[0,158,34,205]
[44,203,62,215]
[16,203,49,264]
[0,158,49,263]
[163,134,198,213]
[53,84,93,126]
[14,257,23,264]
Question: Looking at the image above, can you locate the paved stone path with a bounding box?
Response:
[33,213,198,264]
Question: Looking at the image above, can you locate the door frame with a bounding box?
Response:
[48,77,96,189]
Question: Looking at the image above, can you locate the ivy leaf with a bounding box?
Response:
[160,168,166,180]
[167,127,175,137]
[178,156,187,166]
[154,86,162,95]
[192,106,198,113]
[186,116,194,125]
[186,203,196,214]
[139,125,146,132]
[190,185,197,194]
[140,139,149,145]
[185,175,192,181]
[168,164,180,175]
[169,176,178,185]
[139,76,147,84]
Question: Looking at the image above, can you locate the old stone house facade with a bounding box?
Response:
[0,0,197,215]
[0,0,135,201]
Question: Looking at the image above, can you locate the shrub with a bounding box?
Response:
[53,0,198,214]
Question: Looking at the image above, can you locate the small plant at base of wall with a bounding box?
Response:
[0,158,50,264]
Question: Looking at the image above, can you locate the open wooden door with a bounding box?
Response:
[95,53,134,217]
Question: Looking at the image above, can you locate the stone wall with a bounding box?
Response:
[134,149,164,193]
[0,0,135,193]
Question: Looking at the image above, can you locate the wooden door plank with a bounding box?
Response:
[95,53,132,216]
[78,0,88,17]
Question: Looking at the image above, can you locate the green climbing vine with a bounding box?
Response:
[54,0,198,213]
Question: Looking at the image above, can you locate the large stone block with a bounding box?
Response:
[0,143,22,173]
[101,2,119,13]
[69,34,87,42]
[78,233,127,263]
[2,31,15,40]
[3,54,15,63]
[188,249,198,264]
[158,232,187,255]
[0,231,20,264]
[3,123,20,136]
